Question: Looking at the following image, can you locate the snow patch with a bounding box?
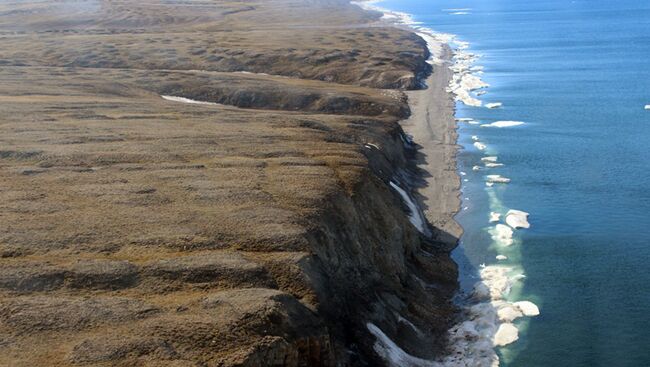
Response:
[161,95,219,106]
[389,181,426,234]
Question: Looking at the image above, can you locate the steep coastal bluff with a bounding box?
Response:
[0,1,458,366]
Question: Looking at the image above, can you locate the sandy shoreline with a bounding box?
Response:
[352,1,463,245]
[400,45,463,245]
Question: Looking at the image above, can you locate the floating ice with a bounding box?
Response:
[474,142,487,150]
[389,181,426,233]
[485,162,504,168]
[365,143,380,150]
[481,156,498,163]
[485,103,502,109]
[489,212,501,222]
[471,135,480,141]
[161,95,219,106]
[472,165,482,171]
[494,323,519,346]
[447,47,489,107]
[645,105,650,110]
[481,120,525,128]
[479,266,512,299]
[486,182,494,187]
[497,305,524,322]
[494,224,514,245]
[486,175,510,184]
[354,5,537,363]
[496,255,508,261]
[505,210,530,229]
[514,301,540,316]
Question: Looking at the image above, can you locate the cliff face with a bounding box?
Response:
[0,1,457,366]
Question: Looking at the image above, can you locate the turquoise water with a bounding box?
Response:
[376,1,650,366]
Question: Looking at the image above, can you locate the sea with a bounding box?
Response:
[369,1,650,366]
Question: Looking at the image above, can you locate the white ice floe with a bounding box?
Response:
[474,142,487,150]
[471,135,480,141]
[481,156,498,163]
[489,212,501,223]
[446,47,490,107]
[486,182,494,187]
[485,162,504,168]
[442,263,541,365]
[493,224,514,246]
[481,120,525,128]
[472,165,482,171]
[161,95,219,106]
[485,103,502,109]
[505,209,530,229]
[365,143,380,150]
[497,305,523,322]
[494,323,519,346]
[389,181,426,234]
[486,175,511,184]
[645,105,650,110]
[479,266,513,299]
[460,171,466,176]
[514,301,540,316]
[496,255,508,261]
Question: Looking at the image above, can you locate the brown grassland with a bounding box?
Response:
[0,1,457,366]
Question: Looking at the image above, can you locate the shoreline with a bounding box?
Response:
[351,2,462,247]
[401,45,463,247]
[353,1,541,366]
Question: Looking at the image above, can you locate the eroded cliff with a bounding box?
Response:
[0,1,457,365]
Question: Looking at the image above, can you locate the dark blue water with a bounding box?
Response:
[375,1,650,366]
